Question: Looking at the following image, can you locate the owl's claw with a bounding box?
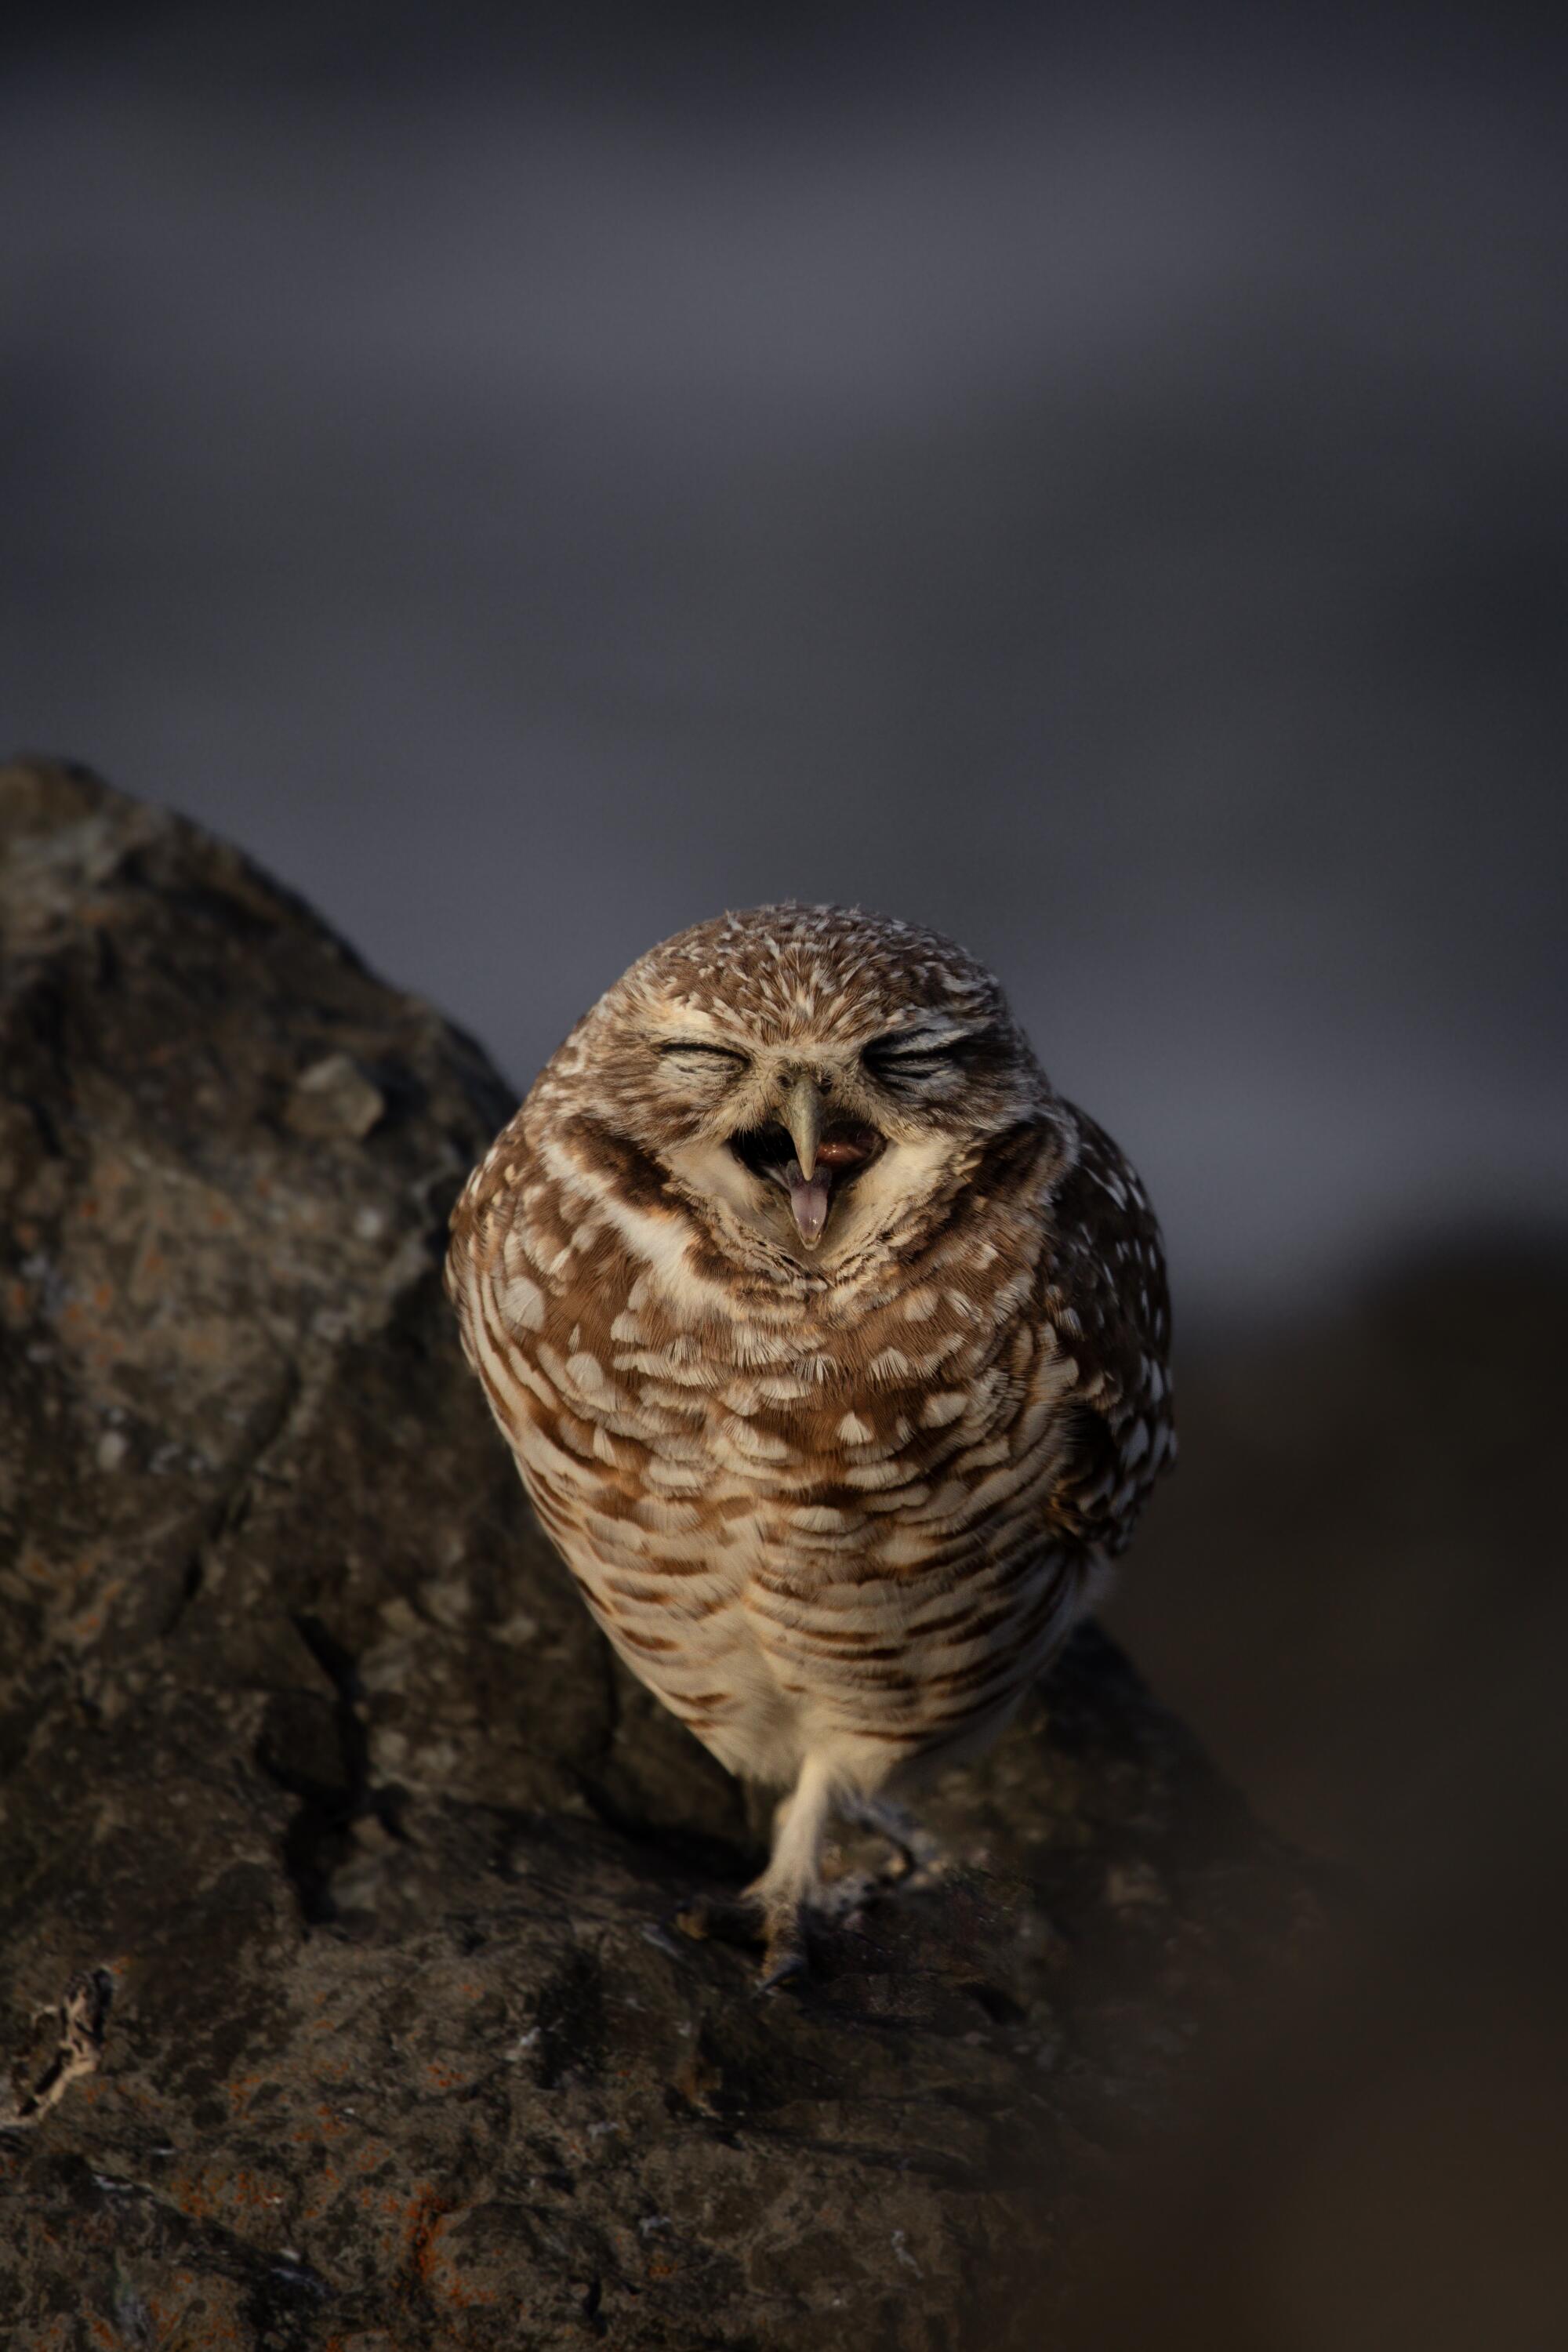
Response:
[673,1890,766,1947]
[838,1794,944,1886]
[673,1890,811,1991]
[755,1917,808,1994]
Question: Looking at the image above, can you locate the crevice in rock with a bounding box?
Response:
[154,1362,306,1650]
[258,1613,408,1929]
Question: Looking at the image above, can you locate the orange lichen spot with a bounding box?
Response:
[405,2186,451,2287]
[93,1282,114,1308]
[445,2281,497,2310]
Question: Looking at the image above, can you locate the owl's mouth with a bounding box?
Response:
[729,1120,883,1247]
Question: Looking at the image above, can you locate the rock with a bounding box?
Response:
[285,1052,388,1142]
[0,759,1317,2350]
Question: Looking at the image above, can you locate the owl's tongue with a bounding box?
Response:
[787,1162,832,1245]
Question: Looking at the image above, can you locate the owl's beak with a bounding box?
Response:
[780,1076,825,1181]
[728,1081,879,1250]
[780,1076,829,1245]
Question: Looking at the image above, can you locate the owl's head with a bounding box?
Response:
[554,903,1057,1269]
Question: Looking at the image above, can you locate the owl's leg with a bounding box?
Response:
[837,1791,943,1883]
[746,1751,837,1987]
[676,1752,835,1991]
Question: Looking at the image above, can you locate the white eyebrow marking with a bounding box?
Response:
[869,1025,967,1053]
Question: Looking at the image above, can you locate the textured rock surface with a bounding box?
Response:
[0,760,1315,2350]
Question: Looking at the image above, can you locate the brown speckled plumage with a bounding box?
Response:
[446,903,1174,1978]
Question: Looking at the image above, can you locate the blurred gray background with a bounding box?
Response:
[4,2,1564,1327]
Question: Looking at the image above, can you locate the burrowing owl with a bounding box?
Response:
[446,905,1173,1983]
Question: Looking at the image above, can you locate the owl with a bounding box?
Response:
[446,905,1174,1984]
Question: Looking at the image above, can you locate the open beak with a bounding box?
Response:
[780,1076,829,1245]
[728,1078,880,1251]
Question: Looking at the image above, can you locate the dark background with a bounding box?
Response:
[4,8,1566,2332]
[5,3,1565,1325]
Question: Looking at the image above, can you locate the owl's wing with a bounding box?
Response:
[1037,1105,1176,1556]
[445,1104,535,1332]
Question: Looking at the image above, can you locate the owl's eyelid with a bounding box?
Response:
[864,1029,967,1062]
[658,1038,749,1063]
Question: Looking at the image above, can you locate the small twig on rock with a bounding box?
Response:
[1,1966,114,2127]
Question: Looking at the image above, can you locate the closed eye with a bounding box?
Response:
[862,1031,968,1079]
[658,1039,749,1067]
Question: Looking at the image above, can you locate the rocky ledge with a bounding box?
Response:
[0,760,1314,2350]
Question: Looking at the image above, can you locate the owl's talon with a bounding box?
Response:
[673,1892,767,1950]
[839,1795,945,1886]
[672,1890,811,1989]
[755,1921,808,1994]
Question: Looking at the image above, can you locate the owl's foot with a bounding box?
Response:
[673,1889,809,1993]
[673,1889,764,1947]
[756,1911,808,1992]
[837,1793,944,1886]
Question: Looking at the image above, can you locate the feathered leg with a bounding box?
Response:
[677,1752,837,1990]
